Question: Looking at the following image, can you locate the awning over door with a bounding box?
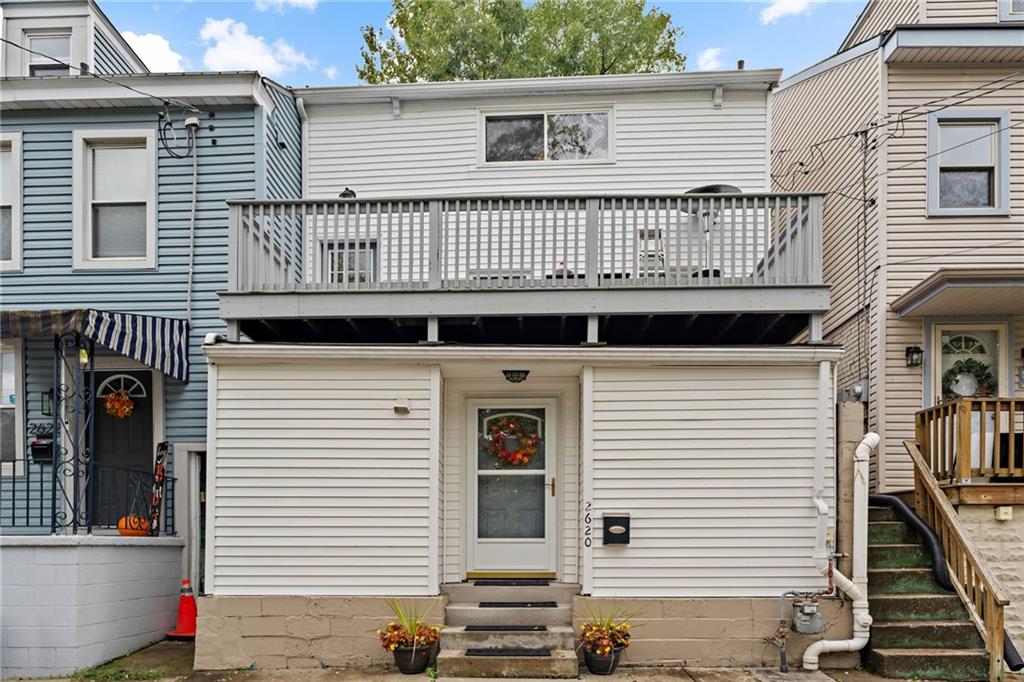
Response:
[891,268,1024,318]
[0,309,189,382]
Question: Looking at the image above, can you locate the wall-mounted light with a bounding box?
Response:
[41,390,54,417]
[905,346,923,368]
[502,369,529,384]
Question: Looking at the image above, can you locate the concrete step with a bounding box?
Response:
[865,647,988,681]
[446,603,573,627]
[868,567,946,595]
[869,506,900,522]
[441,625,576,651]
[436,648,579,679]
[868,543,932,569]
[442,582,580,604]
[869,621,984,650]
[868,520,918,545]
[870,594,971,622]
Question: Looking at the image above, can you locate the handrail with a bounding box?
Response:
[905,439,1010,681]
[916,398,1024,482]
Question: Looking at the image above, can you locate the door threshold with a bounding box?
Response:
[466,571,557,580]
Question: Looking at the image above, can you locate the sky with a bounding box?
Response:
[102,0,868,87]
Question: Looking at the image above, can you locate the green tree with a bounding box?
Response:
[357,0,685,84]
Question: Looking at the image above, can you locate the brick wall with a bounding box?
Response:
[0,536,184,678]
[956,505,1024,643]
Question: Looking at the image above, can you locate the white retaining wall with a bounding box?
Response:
[0,535,185,678]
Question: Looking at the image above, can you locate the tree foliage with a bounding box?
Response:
[357,0,685,84]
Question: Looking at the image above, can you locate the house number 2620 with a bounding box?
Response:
[583,501,592,548]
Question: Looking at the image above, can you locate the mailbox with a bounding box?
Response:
[602,513,630,545]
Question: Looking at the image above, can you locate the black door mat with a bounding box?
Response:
[465,648,551,657]
[464,625,548,632]
[473,579,550,586]
[478,601,558,608]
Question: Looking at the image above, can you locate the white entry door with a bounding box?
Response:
[467,399,557,576]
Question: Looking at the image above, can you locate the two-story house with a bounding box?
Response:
[772,0,1024,677]
[191,69,877,676]
[0,0,302,676]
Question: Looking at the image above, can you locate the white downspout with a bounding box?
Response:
[803,431,879,671]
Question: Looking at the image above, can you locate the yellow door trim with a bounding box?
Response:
[466,571,557,580]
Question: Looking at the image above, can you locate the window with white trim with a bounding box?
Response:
[1,340,24,468]
[0,133,22,270]
[999,0,1024,21]
[73,130,156,269]
[27,33,71,76]
[928,111,1009,216]
[483,110,611,163]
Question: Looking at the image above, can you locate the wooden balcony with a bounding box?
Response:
[220,194,829,344]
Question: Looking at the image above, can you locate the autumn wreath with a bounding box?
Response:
[104,389,134,419]
[485,416,540,466]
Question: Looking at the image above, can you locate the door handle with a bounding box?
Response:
[546,477,556,497]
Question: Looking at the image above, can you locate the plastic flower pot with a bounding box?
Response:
[583,646,624,675]
[392,644,433,674]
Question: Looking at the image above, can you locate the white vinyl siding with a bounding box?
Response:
[207,361,435,596]
[588,364,833,597]
[306,90,770,199]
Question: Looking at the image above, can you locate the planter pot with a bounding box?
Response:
[392,645,433,674]
[583,646,625,675]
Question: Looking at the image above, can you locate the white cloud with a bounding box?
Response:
[199,18,315,77]
[122,31,185,72]
[323,65,338,80]
[254,0,318,12]
[696,47,724,71]
[760,0,820,25]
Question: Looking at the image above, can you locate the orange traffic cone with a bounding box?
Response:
[167,579,197,639]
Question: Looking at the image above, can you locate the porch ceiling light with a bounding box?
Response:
[502,369,530,384]
[905,345,923,368]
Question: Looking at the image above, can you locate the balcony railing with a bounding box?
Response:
[227,194,823,293]
[915,398,1024,483]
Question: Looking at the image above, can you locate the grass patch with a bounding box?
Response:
[78,665,170,681]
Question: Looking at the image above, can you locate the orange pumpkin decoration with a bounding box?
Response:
[117,515,150,537]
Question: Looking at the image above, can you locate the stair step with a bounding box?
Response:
[480,601,558,608]
[869,543,932,569]
[442,625,574,651]
[869,506,900,522]
[865,648,988,681]
[474,580,550,586]
[869,520,919,545]
[443,582,580,604]
[868,567,947,595]
[466,648,550,657]
[446,603,573,627]
[871,594,971,622]
[436,648,578,678]
[870,621,984,650]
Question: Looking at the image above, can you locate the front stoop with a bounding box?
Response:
[864,506,989,681]
[439,582,580,679]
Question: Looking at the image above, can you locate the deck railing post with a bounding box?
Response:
[956,399,974,483]
[428,200,442,289]
[585,198,600,287]
[809,195,823,285]
[228,203,241,291]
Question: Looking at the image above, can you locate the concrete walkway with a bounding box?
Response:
[178,668,849,682]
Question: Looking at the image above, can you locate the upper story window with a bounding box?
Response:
[999,0,1024,21]
[483,110,612,163]
[73,130,156,270]
[0,133,23,271]
[27,33,72,76]
[928,110,1009,217]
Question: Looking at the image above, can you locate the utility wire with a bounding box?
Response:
[0,36,204,114]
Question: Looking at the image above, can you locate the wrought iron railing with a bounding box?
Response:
[227,193,823,293]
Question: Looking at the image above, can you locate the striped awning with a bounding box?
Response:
[0,309,189,382]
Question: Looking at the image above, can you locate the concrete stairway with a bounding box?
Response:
[865,505,988,681]
[438,581,580,679]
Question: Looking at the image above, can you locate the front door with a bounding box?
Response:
[468,399,557,576]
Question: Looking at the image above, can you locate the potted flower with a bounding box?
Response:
[577,604,640,675]
[378,597,442,675]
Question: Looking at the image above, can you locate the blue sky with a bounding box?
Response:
[103,0,867,87]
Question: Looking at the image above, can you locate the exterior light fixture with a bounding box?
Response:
[905,345,923,368]
[41,389,54,417]
[502,369,529,384]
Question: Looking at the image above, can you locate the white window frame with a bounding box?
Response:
[0,132,23,272]
[1,339,26,476]
[25,30,73,77]
[927,110,1010,217]
[72,129,157,270]
[478,105,616,167]
[317,238,380,285]
[999,0,1024,21]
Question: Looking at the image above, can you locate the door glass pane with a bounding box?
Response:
[547,113,609,160]
[92,204,146,258]
[485,115,544,162]
[477,475,545,539]
[1,348,15,462]
[940,329,1000,400]
[939,170,992,208]
[478,408,545,470]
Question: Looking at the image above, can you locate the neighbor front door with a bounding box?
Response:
[468,399,557,576]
